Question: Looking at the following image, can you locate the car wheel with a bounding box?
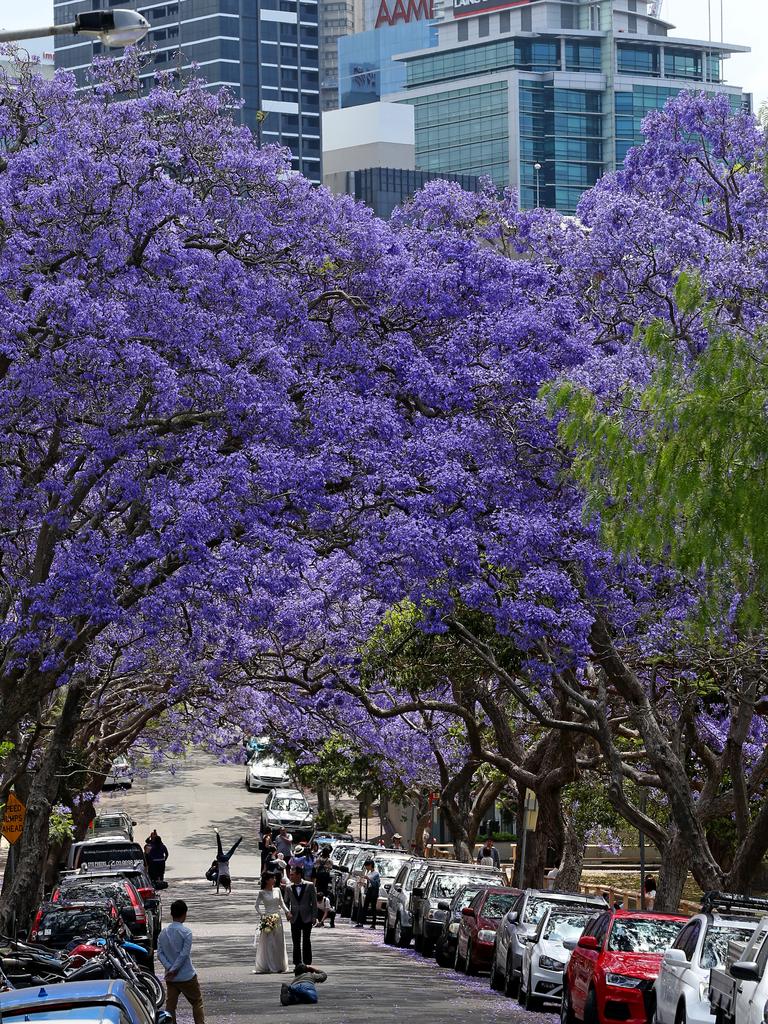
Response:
[584,987,599,1024]
[674,1003,688,1024]
[414,932,423,953]
[435,941,451,968]
[384,918,395,945]
[454,941,465,974]
[422,936,434,958]
[489,948,503,991]
[504,952,518,998]
[465,941,476,976]
[394,917,411,949]
[523,970,541,1011]
[562,984,577,1024]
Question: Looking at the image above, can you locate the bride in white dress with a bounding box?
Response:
[253,873,289,974]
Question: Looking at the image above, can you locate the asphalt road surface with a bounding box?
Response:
[105,752,557,1024]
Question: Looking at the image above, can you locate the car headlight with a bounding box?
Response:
[427,909,446,921]
[449,922,460,936]
[539,956,566,971]
[478,929,497,943]
[605,973,643,989]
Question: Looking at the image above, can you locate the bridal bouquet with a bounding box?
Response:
[260,913,280,934]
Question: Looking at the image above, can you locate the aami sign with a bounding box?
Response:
[376,0,434,27]
[453,0,531,18]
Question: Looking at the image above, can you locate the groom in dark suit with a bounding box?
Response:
[286,866,317,966]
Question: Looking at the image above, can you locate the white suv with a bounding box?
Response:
[656,895,765,1024]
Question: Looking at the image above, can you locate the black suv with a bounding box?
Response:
[411,861,504,957]
[434,881,494,967]
[52,875,156,967]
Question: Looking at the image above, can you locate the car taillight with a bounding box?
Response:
[137,886,155,903]
[30,909,43,940]
[51,889,61,902]
[127,887,146,923]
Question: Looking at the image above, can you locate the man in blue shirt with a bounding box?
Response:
[157,899,206,1024]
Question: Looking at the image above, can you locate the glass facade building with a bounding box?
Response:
[54,0,322,182]
[338,20,437,106]
[389,0,750,213]
[348,165,480,217]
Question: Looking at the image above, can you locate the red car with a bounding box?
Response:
[563,909,687,1024]
[455,886,520,975]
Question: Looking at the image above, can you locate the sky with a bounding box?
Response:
[0,0,765,104]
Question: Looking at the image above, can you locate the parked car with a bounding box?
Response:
[245,755,292,792]
[89,813,136,842]
[104,756,134,789]
[434,882,491,966]
[64,865,163,944]
[260,788,314,841]
[455,886,520,975]
[311,832,354,851]
[335,845,383,917]
[518,903,596,1009]
[343,850,414,918]
[67,838,147,872]
[656,893,766,1024]
[709,911,768,1024]
[384,858,429,949]
[52,876,156,966]
[562,908,688,1024]
[29,901,123,951]
[0,979,172,1024]
[493,888,608,997]
[411,861,504,957]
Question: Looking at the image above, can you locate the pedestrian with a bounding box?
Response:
[157,899,205,1024]
[276,828,293,859]
[315,889,334,927]
[253,872,289,974]
[477,837,500,867]
[644,875,657,911]
[145,832,169,884]
[213,827,243,894]
[391,833,404,851]
[356,857,380,930]
[204,860,218,887]
[259,831,273,871]
[285,866,317,966]
[279,964,327,1006]
[313,847,333,896]
[289,844,311,874]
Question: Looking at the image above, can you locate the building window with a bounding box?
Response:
[561,3,576,29]
[627,14,637,32]
[617,44,659,76]
[520,7,531,31]
[664,48,704,81]
[499,11,510,32]
[457,20,468,41]
[478,15,489,36]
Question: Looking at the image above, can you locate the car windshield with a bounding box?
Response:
[375,857,408,877]
[483,894,518,919]
[433,874,491,900]
[454,888,482,911]
[701,925,758,969]
[38,907,115,940]
[607,918,684,953]
[543,910,591,942]
[271,798,308,811]
[59,883,132,911]
[524,898,596,926]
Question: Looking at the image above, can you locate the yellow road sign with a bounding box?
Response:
[1,792,26,844]
[523,788,539,832]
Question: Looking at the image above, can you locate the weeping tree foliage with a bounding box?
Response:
[548,273,768,615]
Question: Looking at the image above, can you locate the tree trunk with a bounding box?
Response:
[554,812,584,892]
[316,781,332,818]
[656,831,689,912]
[0,682,85,932]
[726,793,768,894]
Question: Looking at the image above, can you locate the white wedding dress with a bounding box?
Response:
[253,887,289,974]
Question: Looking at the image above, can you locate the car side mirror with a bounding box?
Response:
[730,960,761,982]
[563,938,578,951]
[525,934,537,942]
[132,821,137,826]
[578,935,598,951]
[437,901,450,911]
[393,883,402,892]
[461,907,476,918]
[507,911,519,923]
[663,949,687,965]
[412,888,425,900]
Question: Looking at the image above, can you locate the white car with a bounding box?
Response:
[656,904,761,1024]
[245,755,291,792]
[104,756,133,788]
[519,904,594,1010]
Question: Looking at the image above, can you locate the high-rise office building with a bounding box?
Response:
[53,0,322,182]
[319,0,364,110]
[387,0,750,212]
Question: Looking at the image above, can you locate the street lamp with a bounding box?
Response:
[0,10,150,47]
[533,162,542,209]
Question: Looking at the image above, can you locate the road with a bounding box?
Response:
[105,752,557,1024]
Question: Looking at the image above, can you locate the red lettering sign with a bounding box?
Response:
[375,0,434,28]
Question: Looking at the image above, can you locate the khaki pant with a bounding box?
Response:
[166,974,205,1024]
